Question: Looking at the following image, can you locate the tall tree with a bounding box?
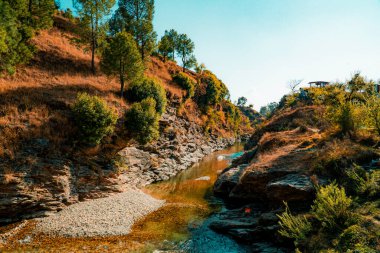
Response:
[110,0,157,60]
[157,29,179,62]
[176,34,196,72]
[74,0,115,74]
[0,0,54,74]
[100,32,144,97]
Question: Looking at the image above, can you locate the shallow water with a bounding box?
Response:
[1,144,249,253]
[141,143,250,252]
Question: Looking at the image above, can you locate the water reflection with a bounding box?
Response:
[141,143,250,252]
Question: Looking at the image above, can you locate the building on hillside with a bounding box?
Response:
[308,81,330,88]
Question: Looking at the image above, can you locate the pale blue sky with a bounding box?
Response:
[60,0,380,109]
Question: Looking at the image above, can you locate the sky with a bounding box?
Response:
[59,0,380,109]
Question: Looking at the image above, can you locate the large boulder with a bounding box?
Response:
[266,174,315,202]
[214,165,248,197]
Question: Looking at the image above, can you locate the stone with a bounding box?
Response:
[214,165,247,197]
[266,174,315,202]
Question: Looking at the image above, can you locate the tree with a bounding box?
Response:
[110,0,157,60]
[165,29,178,61]
[158,35,171,61]
[0,0,54,74]
[288,79,303,93]
[176,33,196,72]
[100,32,144,97]
[237,97,248,107]
[74,0,115,74]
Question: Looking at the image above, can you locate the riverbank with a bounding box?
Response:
[0,144,246,252]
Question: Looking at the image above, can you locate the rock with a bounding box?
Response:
[266,174,315,202]
[195,176,210,181]
[214,165,247,197]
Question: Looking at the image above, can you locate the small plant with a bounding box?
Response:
[125,98,160,145]
[72,93,117,145]
[337,225,370,252]
[346,165,380,198]
[312,183,355,231]
[277,202,312,246]
[172,72,195,99]
[127,78,167,115]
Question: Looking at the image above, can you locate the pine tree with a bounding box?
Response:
[176,33,196,72]
[74,0,115,74]
[110,0,157,60]
[100,32,144,97]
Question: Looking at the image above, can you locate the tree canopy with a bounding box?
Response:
[100,31,144,97]
[110,0,156,60]
[74,0,115,74]
[176,33,196,71]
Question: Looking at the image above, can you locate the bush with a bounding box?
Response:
[277,203,312,246]
[337,225,370,252]
[346,166,380,198]
[127,78,167,115]
[125,98,159,144]
[311,183,355,231]
[172,72,195,99]
[72,93,117,145]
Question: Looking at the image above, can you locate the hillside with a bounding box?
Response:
[0,18,251,224]
[213,102,380,252]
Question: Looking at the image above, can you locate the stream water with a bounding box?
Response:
[140,143,250,252]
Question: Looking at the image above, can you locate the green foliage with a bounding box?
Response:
[74,0,115,73]
[62,8,74,20]
[337,225,372,252]
[223,101,243,133]
[72,93,118,145]
[127,78,167,115]
[277,203,312,246]
[197,71,229,108]
[100,31,144,97]
[237,97,248,107]
[110,0,157,60]
[364,93,380,135]
[158,29,179,62]
[0,0,54,74]
[346,165,380,198]
[176,33,196,71]
[125,98,159,144]
[312,183,355,231]
[172,72,195,99]
[259,102,278,117]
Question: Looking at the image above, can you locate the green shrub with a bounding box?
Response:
[346,166,380,198]
[337,225,370,252]
[72,93,118,145]
[127,78,167,115]
[125,98,159,144]
[172,72,195,99]
[277,203,312,246]
[312,183,355,231]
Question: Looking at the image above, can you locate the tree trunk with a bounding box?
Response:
[120,61,125,97]
[91,12,96,75]
[91,38,96,74]
[120,75,125,97]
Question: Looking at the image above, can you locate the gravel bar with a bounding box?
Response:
[36,189,165,237]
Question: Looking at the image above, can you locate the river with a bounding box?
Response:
[1,144,249,253]
[135,143,250,252]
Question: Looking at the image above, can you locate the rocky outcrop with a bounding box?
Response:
[0,106,236,224]
[115,107,236,187]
